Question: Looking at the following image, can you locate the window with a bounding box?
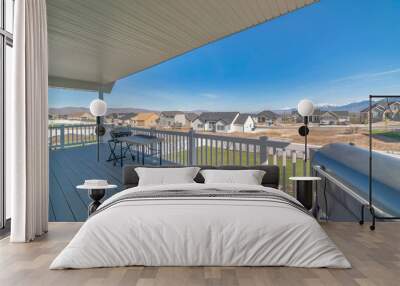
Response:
[197,124,203,128]
[1,0,14,230]
[217,125,225,131]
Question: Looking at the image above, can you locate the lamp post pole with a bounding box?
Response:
[96,116,100,162]
[98,89,104,162]
[304,116,308,164]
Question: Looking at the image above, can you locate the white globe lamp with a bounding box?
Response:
[89,99,108,162]
[297,99,314,117]
[90,99,107,117]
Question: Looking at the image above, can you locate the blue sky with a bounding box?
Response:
[49,0,400,112]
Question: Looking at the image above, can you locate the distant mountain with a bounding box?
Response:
[273,100,376,114]
[316,100,371,112]
[50,98,394,116]
[49,107,158,115]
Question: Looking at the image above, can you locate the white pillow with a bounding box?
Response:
[200,169,266,185]
[135,167,201,186]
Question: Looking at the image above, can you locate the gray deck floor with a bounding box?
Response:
[49,143,171,222]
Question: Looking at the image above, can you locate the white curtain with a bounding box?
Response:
[9,0,49,242]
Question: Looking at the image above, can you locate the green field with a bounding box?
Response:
[171,147,310,192]
[372,130,400,141]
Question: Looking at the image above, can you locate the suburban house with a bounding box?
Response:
[159,111,184,128]
[359,101,400,123]
[48,113,68,121]
[174,112,198,128]
[104,112,129,125]
[69,112,95,122]
[192,112,255,133]
[389,101,400,113]
[319,111,350,125]
[288,110,350,125]
[254,110,279,127]
[132,112,159,128]
[119,112,138,126]
[192,112,239,132]
[360,104,386,123]
[289,110,303,123]
[231,113,256,132]
[104,113,120,125]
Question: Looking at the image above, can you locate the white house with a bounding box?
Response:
[319,111,350,125]
[159,111,183,128]
[192,112,255,133]
[174,113,198,128]
[192,112,239,132]
[254,110,278,127]
[231,113,255,132]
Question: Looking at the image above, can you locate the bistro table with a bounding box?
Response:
[289,176,321,217]
[115,135,163,167]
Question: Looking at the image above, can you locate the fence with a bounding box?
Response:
[129,127,314,193]
[48,124,97,149]
[48,124,315,193]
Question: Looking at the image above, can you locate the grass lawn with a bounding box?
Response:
[172,147,310,192]
[372,129,400,141]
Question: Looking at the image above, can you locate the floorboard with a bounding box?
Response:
[49,144,173,222]
[1,222,399,286]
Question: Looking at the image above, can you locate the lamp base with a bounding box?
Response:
[95,125,106,136]
[298,125,309,136]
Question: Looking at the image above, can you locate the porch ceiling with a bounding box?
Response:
[47,0,318,92]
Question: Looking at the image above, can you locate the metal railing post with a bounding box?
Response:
[60,125,65,149]
[259,136,268,165]
[188,128,196,165]
[49,127,53,149]
[292,151,297,195]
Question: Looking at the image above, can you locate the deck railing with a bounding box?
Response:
[48,124,316,193]
[129,127,315,193]
[48,124,97,149]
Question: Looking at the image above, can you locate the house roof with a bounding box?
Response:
[106,113,120,119]
[312,109,324,116]
[119,112,137,120]
[70,111,94,117]
[360,100,400,112]
[47,0,318,93]
[184,113,199,122]
[360,104,385,113]
[198,112,238,124]
[257,110,278,119]
[133,112,159,121]
[332,111,349,117]
[234,113,253,125]
[161,111,184,117]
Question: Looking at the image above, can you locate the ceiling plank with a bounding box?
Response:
[48,0,318,92]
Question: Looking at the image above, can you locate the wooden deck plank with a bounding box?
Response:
[49,144,174,222]
[52,152,93,209]
[48,172,56,222]
[49,167,76,221]
[1,222,400,286]
[51,152,89,221]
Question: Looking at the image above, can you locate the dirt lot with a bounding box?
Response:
[216,122,400,152]
[163,121,400,152]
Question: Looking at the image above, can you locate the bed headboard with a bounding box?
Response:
[122,165,280,189]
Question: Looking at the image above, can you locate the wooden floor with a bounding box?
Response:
[1,222,399,286]
[49,144,171,222]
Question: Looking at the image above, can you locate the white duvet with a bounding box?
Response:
[50,183,350,269]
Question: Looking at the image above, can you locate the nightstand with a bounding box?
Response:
[289,176,321,217]
[77,180,117,216]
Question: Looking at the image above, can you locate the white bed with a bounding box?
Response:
[50,183,350,269]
